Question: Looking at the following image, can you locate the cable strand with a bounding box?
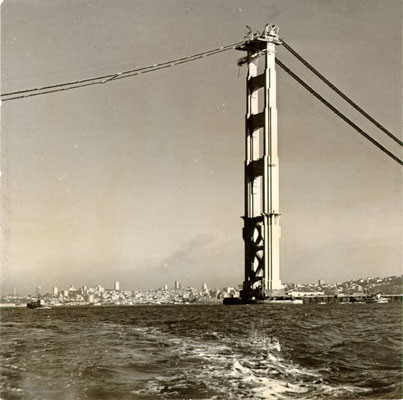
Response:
[280,39,403,147]
[276,58,403,166]
[2,41,244,101]
[2,38,401,167]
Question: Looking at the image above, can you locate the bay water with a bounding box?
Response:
[1,303,401,399]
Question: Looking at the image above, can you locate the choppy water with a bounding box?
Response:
[0,303,401,399]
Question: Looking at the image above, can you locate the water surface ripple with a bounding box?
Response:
[1,303,401,399]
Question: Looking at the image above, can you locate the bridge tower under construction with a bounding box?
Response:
[237,25,283,300]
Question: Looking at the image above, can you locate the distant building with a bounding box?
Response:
[202,282,208,291]
[114,281,120,291]
[96,285,105,293]
[163,284,168,290]
[318,279,325,286]
[53,287,58,296]
[174,280,181,290]
[86,294,95,303]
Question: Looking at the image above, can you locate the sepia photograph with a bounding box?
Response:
[1,0,402,399]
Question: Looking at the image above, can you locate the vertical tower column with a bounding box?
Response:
[238,25,282,300]
[264,39,282,292]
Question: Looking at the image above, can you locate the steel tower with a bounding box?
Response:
[237,25,283,300]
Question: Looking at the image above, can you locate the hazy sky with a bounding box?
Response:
[1,0,402,295]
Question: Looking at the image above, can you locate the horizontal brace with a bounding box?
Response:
[236,40,267,52]
[242,215,264,224]
[247,111,265,131]
[246,158,264,177]
[248,74,265,92]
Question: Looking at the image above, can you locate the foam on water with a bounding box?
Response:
[1,304,401,399]
[130,325,370,399]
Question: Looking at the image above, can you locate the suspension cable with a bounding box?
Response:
[276,58,403,166]
[280,39,403,147]
[1,41,245,101]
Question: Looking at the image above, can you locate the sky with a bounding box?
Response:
[1,0,402,295]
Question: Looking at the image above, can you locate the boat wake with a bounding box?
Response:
[130,326,370,399]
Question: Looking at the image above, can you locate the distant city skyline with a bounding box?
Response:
[4,272,402,297]
[2,275,401,309]
[1,0,401,295]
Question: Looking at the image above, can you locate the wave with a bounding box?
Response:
[129,325,371,399]
[2,305,400,399]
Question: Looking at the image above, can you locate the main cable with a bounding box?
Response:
[280,39,402,147]
[1,40,245,101]
[276,58,403,166]
[3,36,402,166]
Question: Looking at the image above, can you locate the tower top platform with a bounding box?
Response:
[236,24,281,65]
